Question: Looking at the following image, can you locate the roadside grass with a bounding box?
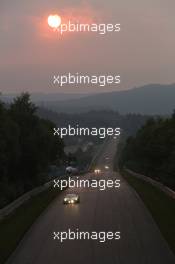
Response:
[122,170,175,255]
[0,187,60,264]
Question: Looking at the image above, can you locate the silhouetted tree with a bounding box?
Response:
[120,113,175,190]
[0,93,64,207]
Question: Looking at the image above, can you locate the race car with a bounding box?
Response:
[94,168,101,174]
[63,194,80,204]
[65,166,78,175]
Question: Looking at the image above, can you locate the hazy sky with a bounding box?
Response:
[0,0,175,94]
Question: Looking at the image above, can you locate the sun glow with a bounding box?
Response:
[48,15,61,29]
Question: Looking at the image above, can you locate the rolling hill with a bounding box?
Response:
[43,84,175,115]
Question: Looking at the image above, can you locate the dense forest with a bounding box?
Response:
[120,112,175,190]
[0,94,155,208]
[0,93,64,208]
[38,108,149,138]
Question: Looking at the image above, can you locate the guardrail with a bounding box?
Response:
[0,176,65,221]
[0,169,90,221]
[124,168,175,200]
[0,142,105,221]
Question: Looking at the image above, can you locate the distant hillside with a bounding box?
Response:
[44,84,175,115]
[37,109,149,137]
[0,92,89,103]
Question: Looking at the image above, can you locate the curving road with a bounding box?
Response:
[6,139,175,264]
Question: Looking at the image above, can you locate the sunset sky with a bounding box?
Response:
[0,0,175,94]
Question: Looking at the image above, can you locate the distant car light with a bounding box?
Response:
[94,169,101,174]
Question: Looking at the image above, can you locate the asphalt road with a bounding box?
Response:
[7,139,175,264]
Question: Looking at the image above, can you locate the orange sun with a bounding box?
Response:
[48,14,61,29]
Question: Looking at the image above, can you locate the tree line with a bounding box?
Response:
[0,93,64,208]
[120,112,175,190]
[38,108,149,138]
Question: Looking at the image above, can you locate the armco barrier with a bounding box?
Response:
[124,168,175,200]
[0,176,64,221]
[0,172,87,221]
